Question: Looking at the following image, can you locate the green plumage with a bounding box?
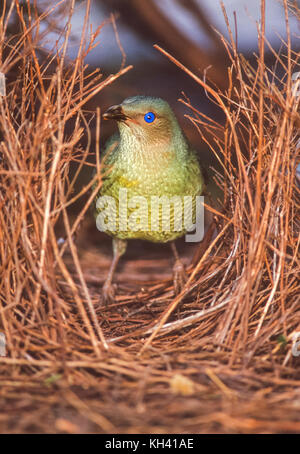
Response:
[94,96,204,243]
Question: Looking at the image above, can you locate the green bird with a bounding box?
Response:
[95,96,205,304]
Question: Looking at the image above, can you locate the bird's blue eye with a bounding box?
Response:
[144,112,156,123]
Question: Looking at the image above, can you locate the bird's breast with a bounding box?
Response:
[96,156,203,243]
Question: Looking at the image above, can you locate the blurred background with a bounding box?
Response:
[42,0,299,141]
[5,0,300,143]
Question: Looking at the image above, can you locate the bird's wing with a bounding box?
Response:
[186,145,206,192]
[92,133,120,209]
[94,132,126,204]
[100,132,120,163]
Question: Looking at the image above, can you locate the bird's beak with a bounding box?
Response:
[102,104,128,122]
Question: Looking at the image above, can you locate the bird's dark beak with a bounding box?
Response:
[103,104,127,122]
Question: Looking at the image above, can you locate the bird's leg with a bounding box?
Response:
[102,238,127,305]
[170,241,187,295]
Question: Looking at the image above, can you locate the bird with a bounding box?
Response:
[94,95,205,304]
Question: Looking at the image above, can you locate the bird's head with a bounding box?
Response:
[103,96,183,147]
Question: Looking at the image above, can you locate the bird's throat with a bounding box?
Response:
[118,123,188,172]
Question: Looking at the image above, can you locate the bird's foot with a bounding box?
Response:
[172,260,187,295]
[101,281,116,305]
